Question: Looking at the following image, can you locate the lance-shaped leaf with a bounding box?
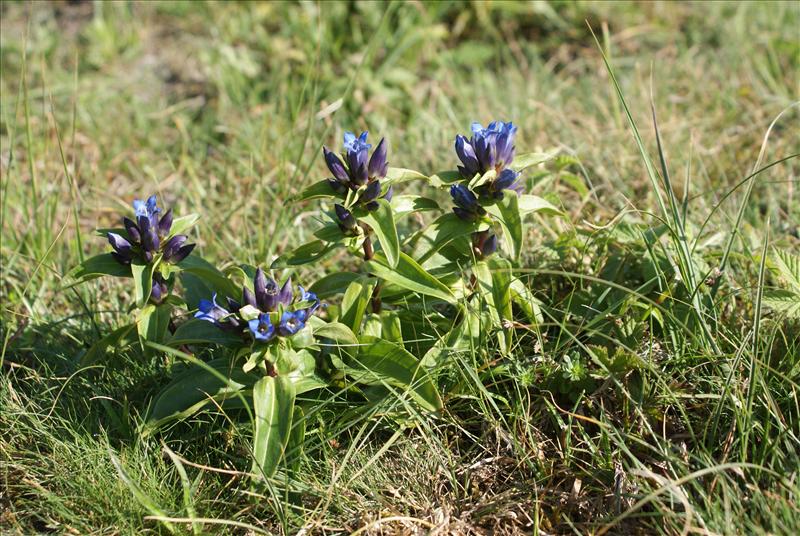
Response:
[510,278,544,324]
[168,213,200,237]
[390,195,440,217]
[360,199,400,268]
[294,179,344,202]
[384,167,427,186]
[485,190,523,262]
[427,170,463,188]
[177,255,240,299]
[518,194,562,217]
[131,261,155,306]
[79,323,137,366]
[137,303,172,347]
[308,271,362,299]
[145,358,256,433]
[473,258,513,354]
[366,252,456,304]
[168,319,243,347]
[509,150,558,172]
[251,376,295,478]
[340,278,377,334]
[350,336,442,412]
[271,239,340,269]
[409,213,486,264]
[67,253,132,287]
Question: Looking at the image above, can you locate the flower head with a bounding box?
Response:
[107,195,195,266]
[450,184,486,222]
[460,121,517,176]
[323,131,392,210]
[475,168,525,199]
[277,310,306,337]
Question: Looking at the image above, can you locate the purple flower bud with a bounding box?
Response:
[324,146,349,182]
[123,217,141,244]
[335,204,357,232]
[450,184,480,212]
[169,243,195,264]
[453,206,478,222]
[242,287,257,308]
[254,268,279,311]
[158,209,173,238]
[161,234,187,261]
[327,179,348,195]
[382,185,394,202]
[278,278,293,306]
[455,135,479,178]
[351,161,369,187]
[495,169,520,191]
[150,279,164,304]
[368,138,388,179]
[359,180,382,205]
[107,232,132,254]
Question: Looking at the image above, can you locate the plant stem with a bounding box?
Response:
[362,234,382,312]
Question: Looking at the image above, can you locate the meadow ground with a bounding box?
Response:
[1,1,799,534]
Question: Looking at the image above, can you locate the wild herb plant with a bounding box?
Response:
[67,121,561,478]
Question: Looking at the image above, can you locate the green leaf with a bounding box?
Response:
[177,256,240,299]
[350,336,442,412]
[510,150,558,172]
[137,303,172,346]
[271,240,340,269]
[360,199,400,268]
[131,261,155,306]
[168,319,243,347]
[390,195,440,217]
[473,259,513,354]
[312,321,359,346]
[384,167,427,186]
[409,213,486,264]
[771,248,800,293]
[251,376,295,478]
[169,213,199,237]
[313,223,346,243]
[485,190,522,261]
[79,323,137,366]
[308,272,362,299]
[145,359,255,431]
[421,307,483,368]
[340,278,376,333]
[762,289,800,318]
[427,170,463,188]
[294,179,340,202]
[366,252,456,304]
[67,253,131,287]
[380,311,403,344]
[285,406,306,475]
[518,194,562,216]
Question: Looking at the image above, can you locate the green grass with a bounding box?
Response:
[2,1,799,534]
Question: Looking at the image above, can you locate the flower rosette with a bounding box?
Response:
[194,268,323,374]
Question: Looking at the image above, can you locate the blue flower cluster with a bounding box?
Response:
[107,195,195,265]
[195,268,320,343]
[453,121,523,200]
[324,131,393,211]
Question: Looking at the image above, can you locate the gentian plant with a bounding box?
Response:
[69,120,561,482]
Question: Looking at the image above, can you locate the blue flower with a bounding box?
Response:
[475,168,525,199]
[149,273,169,304]
[277,310,306,337]
[248,313,276,341]
[297,285,320,316]
[133,195,160,221]
[323,132,391,205]
[195,293,230,323]
[455,121,517,179]
[450,184,486,222]
[108,195,194,266]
